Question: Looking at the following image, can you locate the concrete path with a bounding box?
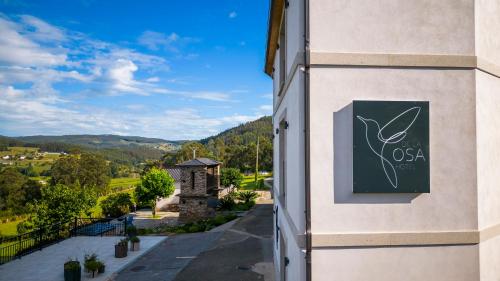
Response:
[174,203,274,281]
[0,236,166,281]
[114,203,275,281]
[112,232,223,281]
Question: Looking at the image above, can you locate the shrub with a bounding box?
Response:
[257,179,265,190]
[16,220,34,234]
[187,224,201,233]
[214,215,226,226]
[220,168,243,187]
[217,193,236,210]
[126,225,137,237]
[100,193,134,218]
[237,191,258,204]
[129,236,140,243]
[85,260,99,273]
[64,260,81,271]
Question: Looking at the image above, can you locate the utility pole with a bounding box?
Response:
[192,148,197,159]
[255,135,260,184]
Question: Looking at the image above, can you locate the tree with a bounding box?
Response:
[220,168,243,187]
[77,153,111,192]
[175,142,213,163]
[0,168,27,213]
[135,167,175,217]
[50,156,79,186]
[51,153,110,194]
[0,169,42,215]
[30,184,97,227]
[100,193,134,218]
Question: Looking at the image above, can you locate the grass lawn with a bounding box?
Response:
[239,173,272,190]
[90,187,136,217]
[109,177,140,191]
[0,220,23,236]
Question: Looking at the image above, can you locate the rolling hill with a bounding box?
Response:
[14,135,182,151]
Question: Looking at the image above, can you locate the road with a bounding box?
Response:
[113,202,275,281]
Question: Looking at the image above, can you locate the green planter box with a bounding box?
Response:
[64,261,81,281]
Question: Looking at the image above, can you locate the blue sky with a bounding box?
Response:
[0,0,272,140]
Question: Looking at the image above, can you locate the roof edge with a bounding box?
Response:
[264,0,285,76]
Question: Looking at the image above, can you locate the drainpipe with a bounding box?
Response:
[303,0,311,280]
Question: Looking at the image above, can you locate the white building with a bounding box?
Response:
[265,0,500,280]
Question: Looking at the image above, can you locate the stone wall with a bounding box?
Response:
[179,167,207,196]
[178,197,212,221]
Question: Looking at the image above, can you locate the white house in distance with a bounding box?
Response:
[265,0,500,280]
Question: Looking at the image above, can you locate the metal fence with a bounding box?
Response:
[0,216,130,265]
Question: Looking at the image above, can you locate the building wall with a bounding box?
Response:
[310,68,477,233]
[309,0,475,55]
[179,167,207,197]
[269,0,500,280]
[312,245,479,281]
[306,0,485,280]
[475,0,500,66]
[272,0,306,280]
[179,166,210,220]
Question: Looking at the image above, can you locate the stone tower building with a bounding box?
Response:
[177,158,220,221]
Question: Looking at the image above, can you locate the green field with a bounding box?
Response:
[109,177,140,191]
[90,177,139,217]
[240,173,272,190]
[0,220,21,237]
[1,147,61,176]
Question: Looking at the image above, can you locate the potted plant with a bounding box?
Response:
[115,238,128,258]
[129,236,140,251]
[83,253,97,272]
[84,260,99,278]
[126,225,137,237]
[97,261,105,274]
[64,259,81,281]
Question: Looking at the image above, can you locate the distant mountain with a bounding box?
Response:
[14,134,182,152]
[0,116,273,169]
[201,116,273,145]
[200,116,273,171]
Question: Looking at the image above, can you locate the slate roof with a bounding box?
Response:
[165,168,182,182]
[177,158,220,167]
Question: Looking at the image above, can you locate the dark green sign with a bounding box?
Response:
[353,101,430,193]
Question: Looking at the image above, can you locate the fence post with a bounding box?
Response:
[39,228,43,251]
[124,217,127,237]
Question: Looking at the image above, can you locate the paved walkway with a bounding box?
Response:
[112,232,224,281]
[0,236,166,281]
[114,203,275,281]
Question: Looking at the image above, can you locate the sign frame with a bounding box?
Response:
[352,100,430,193]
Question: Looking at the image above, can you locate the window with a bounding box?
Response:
[278,8,287,92]
[279,117,287,207]
[191,171,195,189]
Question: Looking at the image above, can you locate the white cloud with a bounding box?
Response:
[190,91,231,102]
[256,104,273,115]
[107,59,143,94]
[146,76,160,83]
[229,11,237,18]
[0,17,67,67]
[0,88,259,140]
[138,30,199,52]
[20,15,66,42]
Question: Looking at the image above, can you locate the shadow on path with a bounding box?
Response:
[113,203,274,281]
